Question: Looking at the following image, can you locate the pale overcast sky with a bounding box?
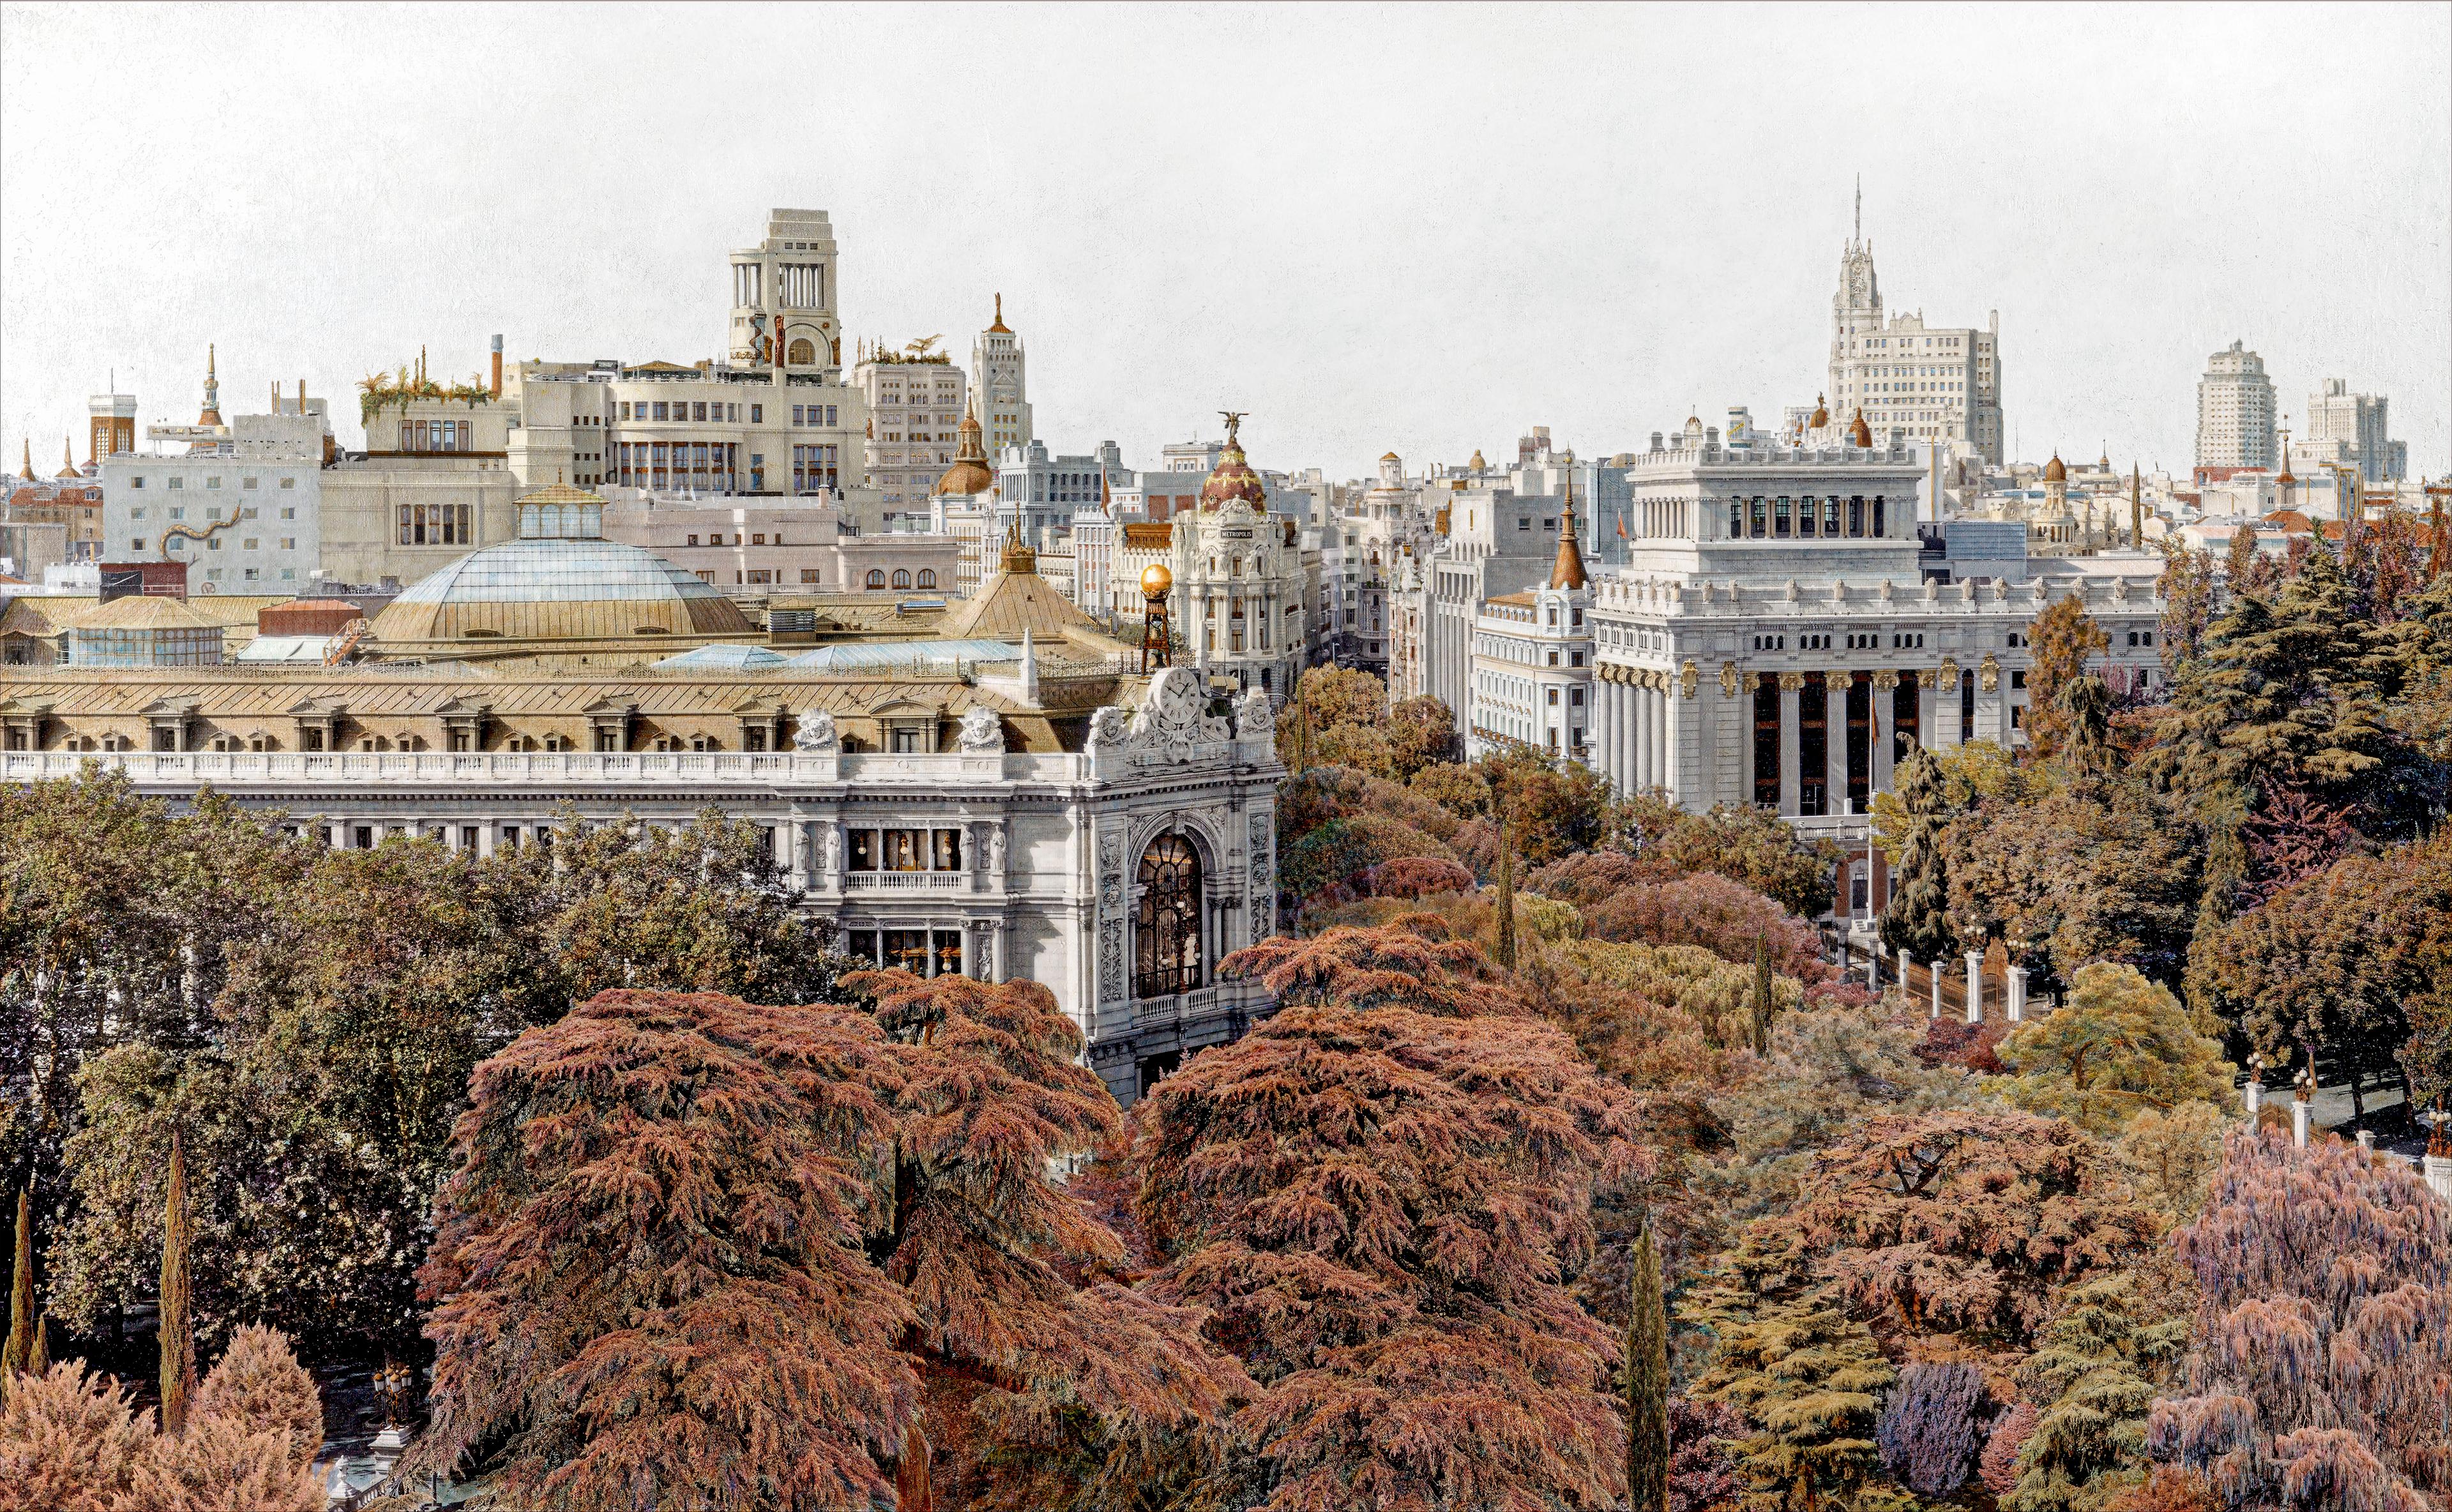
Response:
[4,3,2446,481]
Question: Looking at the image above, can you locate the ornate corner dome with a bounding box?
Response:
[2042,451,2067,483]
[1848,408,1873,448]
[373,485,753,642]
[1200,411,1266,510]
[934,400,997,497]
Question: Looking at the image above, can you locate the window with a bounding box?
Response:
[866,568,886,589]
[916,569,936,589]
[687,534,699,547]
[751,404,763,423]
[891,568,911,589]
[1134,834,1203,998]
[801,567,822,584]
[280,478,294,489]
[169,477,184,490]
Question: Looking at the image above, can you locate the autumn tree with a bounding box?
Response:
[844,970,1244,1508]
[2190,835,2446,1117]
[158,1132,193,1439]
[412,989,924,1509]
[1135,923,1642,1509]
[1386,693,1462,779]
[2155,542,2218,671]
[1992,963,2234,1135]
[3,1189,30,1382]
[2147,1129,2449,1511]
[1481,748,1617,868]
[2027,595,2111,759]
[1584,872,1828,983]
[1732,1110,2156,1353]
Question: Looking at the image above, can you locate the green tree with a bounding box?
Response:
[1482,748,1617,867]
[1623,796,1847,919]
[2003,1271,2190,1512]
[1879,743,1956,964]
[1992,964,2234,1135]
[1386,693,1462,780]
[2027,596,2110,760]
[1944,778,2202,992]
[1684,1285,1892,1512]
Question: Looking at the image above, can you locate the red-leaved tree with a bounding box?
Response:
[412,990,920,1510]
[1131,923,1645,1509]
[2147,1129,2450,1512]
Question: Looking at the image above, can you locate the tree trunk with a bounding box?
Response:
[894,1417,934,1512]
[160,1131,196,1437]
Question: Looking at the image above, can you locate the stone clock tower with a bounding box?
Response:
[969,295,1033,458]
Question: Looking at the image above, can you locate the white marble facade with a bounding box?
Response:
[3,666,1280,1104]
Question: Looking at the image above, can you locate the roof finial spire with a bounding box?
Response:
[1854,174,1861,245]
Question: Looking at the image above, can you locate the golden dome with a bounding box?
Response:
[1809,393,1830,428]
[2042,451,2067,483]
[1140,563,1173,598]
[1848,409,1873,448]
[1200,414,1266,510]
[933,400,996,496]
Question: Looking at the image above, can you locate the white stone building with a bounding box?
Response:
[971,298,1033,457]
[2195,341,2278,474]
[854,352,966,517]
[1824,194,2004,464]
[1465,504,1593,761]
[100,354,329,596]
[2305,378,2402,483]
[1168,419,1307,701]
[1587,418,2167,912]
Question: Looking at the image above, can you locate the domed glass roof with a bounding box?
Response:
[375,536,755,641]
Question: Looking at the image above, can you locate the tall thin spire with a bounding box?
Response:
[1548,474,1588,590]
[1854,174,1861,245]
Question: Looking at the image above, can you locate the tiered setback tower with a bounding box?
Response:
[729,210,840,372]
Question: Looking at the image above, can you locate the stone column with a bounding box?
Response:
[2291,1096,2310,1149]
[1871,670,1898,793]
[1619,675,1636,792]
[1662,675,1684,806]
[1965,950,1983,1023]
[1917,672,1941,757]
[1778,672,1803,815]
[1635,679,1655,793]
[1930,957,1943,1018]
[1824,672,1849,815]
[2007,965,2027,1022]
[2426,1154,2452,1203]
[2244,1078,2264,1118]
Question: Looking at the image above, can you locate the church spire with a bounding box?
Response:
[1548,476,1589,590]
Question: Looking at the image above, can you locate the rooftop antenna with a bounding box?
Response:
[1854,174,1861,245]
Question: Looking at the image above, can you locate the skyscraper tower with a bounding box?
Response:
[89,375,137,462]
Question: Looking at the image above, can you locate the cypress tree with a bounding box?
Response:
[160,1131,196,1437]
[1750,936,1774,1055]
[25,1312,47,1376]
[1626,1220,1669,1512]
[2,1186,30,1382]
[3,1188,31,1380]
[1494,824,1518,971]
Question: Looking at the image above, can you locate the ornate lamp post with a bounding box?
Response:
[1139,563,1174,674]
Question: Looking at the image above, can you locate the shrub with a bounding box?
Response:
[1411,760,1490,820]
[1584,872,1828,980]
[1982,1402,2041,1495]
[1365,856,1476,899]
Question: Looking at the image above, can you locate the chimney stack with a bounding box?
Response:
[490,334,503,398]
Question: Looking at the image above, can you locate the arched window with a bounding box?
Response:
[891,568,912,589]
[1134,834,1202,998]
[865,568,886,589]
[787,337,816,365]
[916,568,936,589]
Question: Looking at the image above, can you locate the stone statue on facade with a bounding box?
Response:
[956,705,1006,753]
[792,709,838,752]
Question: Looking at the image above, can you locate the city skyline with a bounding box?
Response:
[3,3,2446,480]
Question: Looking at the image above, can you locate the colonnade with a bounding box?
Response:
[1592,663,1678,797]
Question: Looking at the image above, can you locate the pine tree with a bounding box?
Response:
[3,1188,31,1381]
[1686,1285,1893,1512]
[159,1130,195,1438]
[1879,744,1956,965]
[1627,1221,1670,1512]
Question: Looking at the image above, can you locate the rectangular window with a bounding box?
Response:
[751,404,762,423]
[694,402,708,421]
[169,477,183,489]
[280,478,294,488]
[848,829,879,870]
[653,402,669,421]
[827,405,838,427]
[800,567,821,584]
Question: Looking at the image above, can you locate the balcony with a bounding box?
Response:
[845,870,969,891]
